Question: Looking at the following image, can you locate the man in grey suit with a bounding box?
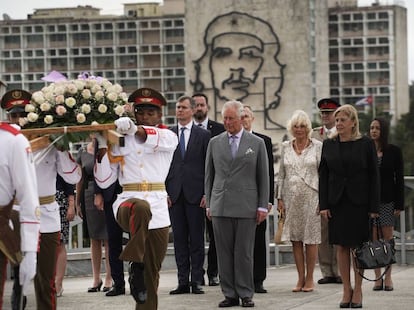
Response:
[205,100,269,308]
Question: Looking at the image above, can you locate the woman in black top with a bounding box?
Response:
[369,117,404,291]
[319,105,379,308]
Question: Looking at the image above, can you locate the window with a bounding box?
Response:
[12,51,21,57]
[50,34,67,42]
[354,63,363,70]
[96,32,113,41]
[367,38,376,45]
[82,48,91,55]
[378,37,389,44]
[367,63,377,69]
[174,20,184,27]
[378,12,388,19]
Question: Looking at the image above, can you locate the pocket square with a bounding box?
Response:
[245,148,255,155]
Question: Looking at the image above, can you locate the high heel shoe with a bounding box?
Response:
[56,287,64,297]
[351,291,362,308]
[339,289,353,308]
[372,279,383,291]
[88,280,103,293]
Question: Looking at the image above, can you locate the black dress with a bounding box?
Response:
[319,137,380,247]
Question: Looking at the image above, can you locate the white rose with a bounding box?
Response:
[40,102,51,112]
[74,80,85,90]
[119,92,128,102]
[114,105,125,116]
[76,113,86,123]
[67,84,78,95]
[55,94,65,104]
[91,121,100,125]
[55,105,67,116]
[65,97,76,108]
[82,89,92,99]
[106,92,117,102]
[98,104,108,113]
[102,80,113,89]
[91,84,102,94]
[32,91,45,104]
[27,112,39,122]
[54,86,65,96]
[44,115,54,125]
[81,104,91,114]
[95,90,104,100]
[25,104,36,113]
[18,117,28,127]
[44,91,55,102]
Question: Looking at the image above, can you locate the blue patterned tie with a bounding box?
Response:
[230,135,238,158]
[179,127,186,158]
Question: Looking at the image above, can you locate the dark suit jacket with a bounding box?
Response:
[166,124,211,205]
[253,131,274,203]
[319,136,380,213]
[207,119,225,137]
[380,144,405,209]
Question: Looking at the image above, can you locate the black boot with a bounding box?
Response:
[128,262,147,304]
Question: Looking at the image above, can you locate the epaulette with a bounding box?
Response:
[0,122,20,136]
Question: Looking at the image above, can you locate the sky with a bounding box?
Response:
[1,0,413,83]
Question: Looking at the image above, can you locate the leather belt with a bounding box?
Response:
[123,182,165,192]
[14,195,56,206]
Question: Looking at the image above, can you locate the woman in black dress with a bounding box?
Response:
[369,117,404,291]
[319,105,380,308]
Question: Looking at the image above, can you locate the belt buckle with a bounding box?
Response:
[141,181,149,192]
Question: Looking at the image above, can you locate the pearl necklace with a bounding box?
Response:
[294,139,309,155]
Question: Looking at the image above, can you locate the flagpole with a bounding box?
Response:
[372,95,375,118]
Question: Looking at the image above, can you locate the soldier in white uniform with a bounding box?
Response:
[33,142,81,310]
[311,98,342,285]
[0,119,40,308]
[94,88,177,310]
[1,89,81,309]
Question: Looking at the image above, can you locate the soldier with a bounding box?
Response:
[94,88,177,309]
[311,98,342,285]
[2,89,81,309]
[0,90,40,309]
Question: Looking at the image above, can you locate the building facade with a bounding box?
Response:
[0,1,186,124]
[328,0,408,124]
[0,0,408,129]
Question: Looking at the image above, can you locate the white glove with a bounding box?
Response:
[19,251,37,295]
[115,117,137,135]
[94,133,107,148]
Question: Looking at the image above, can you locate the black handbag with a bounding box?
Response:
[352,219,396,281]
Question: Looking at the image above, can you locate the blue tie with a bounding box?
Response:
[179,127,186,158]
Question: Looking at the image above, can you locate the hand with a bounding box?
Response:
[95,133,107,149]
[320,209,331,220]
[94,193,104,211]
[199,196,206,209]
[20,251,37,295]
[115,117,137,135]
[76,203,83,219]
[256,210,268,224]
[66,197,75,221]
[206,208,212,220]
[167,196,172,208]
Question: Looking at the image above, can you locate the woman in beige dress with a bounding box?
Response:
[277,110,322,292]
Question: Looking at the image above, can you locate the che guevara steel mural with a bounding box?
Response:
[191,11,286,129]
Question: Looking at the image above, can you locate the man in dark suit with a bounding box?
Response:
[205,100,269,308]
[166,96,211,295]
[241,106,274,294]
[192,93,225,286]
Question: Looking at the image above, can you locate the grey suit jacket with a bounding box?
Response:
[205,130,269,218]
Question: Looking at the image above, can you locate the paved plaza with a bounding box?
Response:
[3,264,414,309]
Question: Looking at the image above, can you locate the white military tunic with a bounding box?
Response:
[0,122,40,252]
[94,125,177,230]
[34,147,81,233]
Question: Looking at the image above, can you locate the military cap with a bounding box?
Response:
[1,89,32,113]
[128,87,167,109]
[317,98,340,112]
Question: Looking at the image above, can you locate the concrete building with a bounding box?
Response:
[0,0,408,128]
[328,0,409,124]
[0,1,186,124]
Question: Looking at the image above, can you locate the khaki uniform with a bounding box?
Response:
[311,126,339,279]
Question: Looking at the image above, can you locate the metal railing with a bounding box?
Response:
[68,177,414,266]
